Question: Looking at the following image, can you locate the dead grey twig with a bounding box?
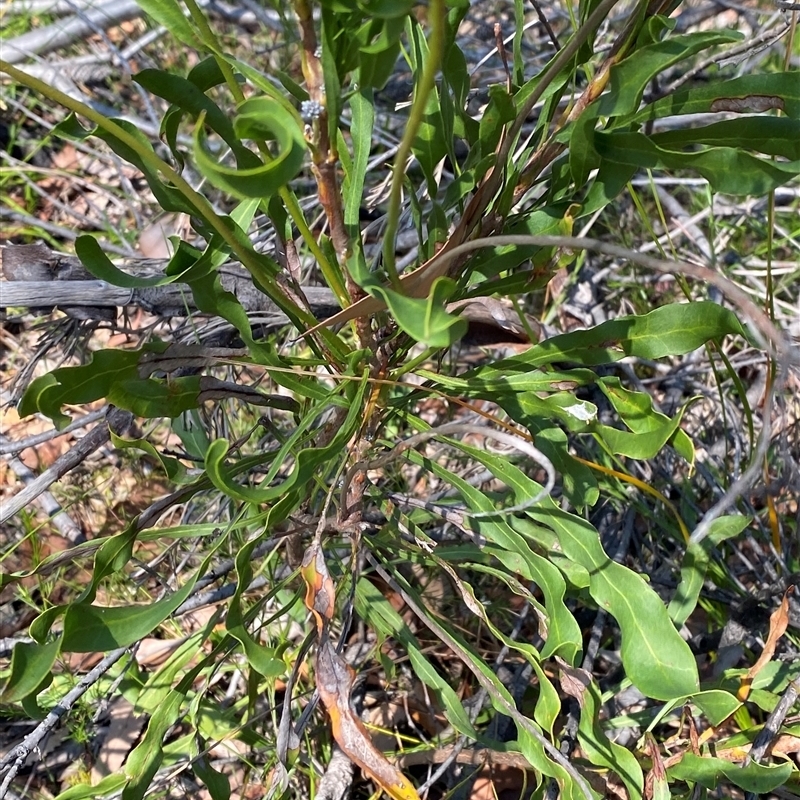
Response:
[743,676,800,800]
[0,408,108,457]
[0,437,85,543]
[0,647,129,798]
[689,381,776,546]
[0,0,143,65]
[0,243,341,320]
[0,407,132,526]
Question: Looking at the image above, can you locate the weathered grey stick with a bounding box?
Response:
[0,647,129,798]
[0,243,539,343]
[0,0,143,65]
[0,407,133,526]
[0,437,85,543]
[0,242,341,320]
[1,281,134,308]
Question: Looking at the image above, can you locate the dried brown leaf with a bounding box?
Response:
[738,587,794,701]
[301,543,421,800]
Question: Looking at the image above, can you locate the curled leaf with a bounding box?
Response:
[194,98,306,199]
[301,541,337,630]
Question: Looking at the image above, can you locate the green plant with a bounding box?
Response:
[1,1,798,798]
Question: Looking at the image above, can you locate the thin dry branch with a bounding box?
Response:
[0,437,85,543]
[0,407,133,526]
[0,243,341,320]
[0,647,129,798]
[0,408,107,456]
[0,0,143,65]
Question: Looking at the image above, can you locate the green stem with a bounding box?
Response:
[393,346,437,379]
[382,0,446,290]
[181,0,347,304]
[282,191,349,305]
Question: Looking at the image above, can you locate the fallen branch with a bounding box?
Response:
[0,436,85,543]
[1,243,538,344]
[0,242,341,321]
[0,0,143,65]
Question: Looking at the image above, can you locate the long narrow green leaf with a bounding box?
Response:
[668,516,748,626]
[560,662,643,797]
[225,539,286,678]
[421,435,699,700]
[133,0,203,49]
[385,563,593,797]
[122,664,204,800]
[529,503,699,700]
[61,572,198,652]
[626,72,800,124]
[19,349,142,428]
[53,774,127,800]
[403,446,583,663]
[598,30,743,119]
[594,128,800,195]
[474,302,747,370]
[206,378,367,503]
[667,754,792,793]
[355,578,476,736]
[344,87,374,232]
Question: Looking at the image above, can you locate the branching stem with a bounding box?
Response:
[382,0,447,288]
